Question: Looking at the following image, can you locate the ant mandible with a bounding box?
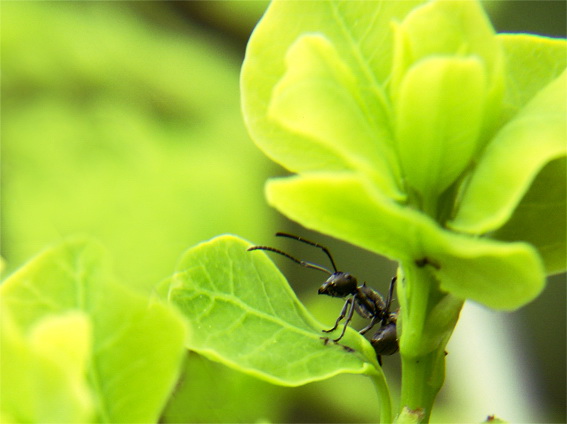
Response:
[247,232,399,363]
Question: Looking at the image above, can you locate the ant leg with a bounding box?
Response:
[323,298,353,333]
[332,298,357,342]
[320,337,355,353]
[383,277,397,322]
[359,315,381,335]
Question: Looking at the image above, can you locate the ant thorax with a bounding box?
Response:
[354,284,386,320]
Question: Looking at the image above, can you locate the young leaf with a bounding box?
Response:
[395,57,487,200]
[0,311,94,423]
[241,0,424,176]
[167,235,381,386]
[391,0,504,129]
[492,157,566,274]
[449,71,566,234]
[0,239,187,423]
[498,34,567,120]
[421,230,545,311]
[269,34,402,198]
[243,0,565,419]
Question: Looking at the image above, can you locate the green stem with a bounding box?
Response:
[399,349,445,422]
[395,263,462,423]
[369,367,393,423]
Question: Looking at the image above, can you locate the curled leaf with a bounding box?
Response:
[391,0,504,136]
[492,157,566,274]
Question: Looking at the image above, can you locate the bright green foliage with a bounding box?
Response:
[269,34,402,199]
[493,157,566,274]
[0,239,187,423]
[391,0,506,200]
[394,56,487,200]
[1,311,94,423]
[167,235,382,385]
[449,70,566,233]
[242,0,421,189]
[241,0,566,311]
[241,0,566,421]
[160,354,285,423]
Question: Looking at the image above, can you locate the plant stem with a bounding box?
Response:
[395,262,461,423]
[399,349,445,422]
[369,367,394,423]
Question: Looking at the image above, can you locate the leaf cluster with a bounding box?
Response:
[241,0,566,310]
[1,240,186,423]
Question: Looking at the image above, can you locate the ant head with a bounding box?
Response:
[318,272,358,298]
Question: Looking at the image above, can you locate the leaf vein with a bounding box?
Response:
[184,286,320,339]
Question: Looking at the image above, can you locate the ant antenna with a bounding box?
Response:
[275,232,338,273]
[247,245,332,275]
[247,234,335,276]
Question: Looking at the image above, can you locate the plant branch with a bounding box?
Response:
[395,263,463,423]
[369,367,394,423]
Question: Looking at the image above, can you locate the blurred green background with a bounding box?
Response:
[1,1,564,422]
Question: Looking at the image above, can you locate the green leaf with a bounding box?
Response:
[449,70,567,234]
[269,34,402,198]
[492,157,566,274]
[421,230,545,311]
[0,311,94,423]
[241,0,424,175]
[391,0,504,137]
[267,174,545,310]
[167,235,381,386]
[0,239,187,423]
[498,34,567,121]
[266,173,428,263]
[395,57,487,199]
[161,354,285,423]
[392,0,501,81]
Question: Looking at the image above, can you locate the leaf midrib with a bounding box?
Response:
[173,285,321,340]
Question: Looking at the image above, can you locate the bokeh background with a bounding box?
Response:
[1,1,565,422]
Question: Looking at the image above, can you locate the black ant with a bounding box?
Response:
[247,233,399,364]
